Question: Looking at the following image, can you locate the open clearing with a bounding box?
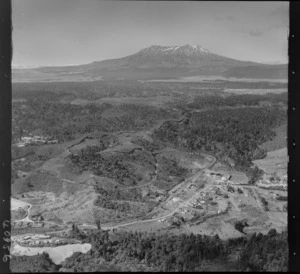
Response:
[11,94,287,249]
[260,124,287,152]
[223,88,287,95]
[11,243,91,264]
[11,135,287,241]
[253,147,287,175]
[95,96,177,108]
[11,198,30,210]
[146,76,288,83]
[69,96,177,108]
[188,218,245,239]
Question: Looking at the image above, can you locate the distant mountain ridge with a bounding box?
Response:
[13,44,288,82]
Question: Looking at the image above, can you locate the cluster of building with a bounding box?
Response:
[178,207,192,214]
[158,215,183,225]
[157,218,167,223]
[188,198,205,208]
[14,234,75,247]
[13,221,44,228]
[256,174,287,191]
[14,135,58,147]
[187,191,214,209]
[31,214,44,222]
[205,170,232,184]
[17,170,29,178]
[186,183,198,191]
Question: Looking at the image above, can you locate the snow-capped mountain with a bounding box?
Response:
[85,44,256,71]
[136,44,211,55]
[12,44,288,82]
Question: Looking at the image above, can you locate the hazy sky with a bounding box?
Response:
[12,0,289,67]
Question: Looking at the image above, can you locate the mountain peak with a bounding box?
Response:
[12,43,288,82]
[138,44,211,56]
[180,44,210,53]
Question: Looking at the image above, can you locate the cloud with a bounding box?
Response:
[267,24,289,38]
[215,15,235,22]
[237,28,265,37]
[238,23,288,38]
[248,29,264,37]
[270,5,289,17]
[268,24,289,31]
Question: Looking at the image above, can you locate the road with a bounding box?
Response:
[20,149,216,232]
[59,148,159,190]
[12,107,217,234]
[14,201,33,223]
[73,153,216,231]
[13,200,66,228]
[59,152,215,232]
[100,154,216,231]
[25,106,214,191]
[54,152,215,232]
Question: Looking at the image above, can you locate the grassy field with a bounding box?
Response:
[223,88,287,95]
[95,96,177,108]
[11,243,91,265]
[147,76,288,83]
[253,147,287,175]
[259,123,287,152]
[11,198,30,210]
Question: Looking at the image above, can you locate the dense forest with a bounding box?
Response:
[10,253,59,273]
[11,81,288,272]
[94,187,140,212]
[153,106,286,180]
[131,137,165,152]
[69,143,189,190]
[155,155,189,190]
[185,93,287,110]
[69,146,143,186]
[12,228,282,272]
[10,229,288,272]
[12,80,286,144]
[12,80,287,101]
[158,156,188,178]
[12,80,180,100]
[12,99,172,143]
[93,186,156,220]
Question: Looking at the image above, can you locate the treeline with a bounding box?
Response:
[206,80,287,89]
[238,229,288,271]
[61,228,287,272]
[153,106,286,178]
[12,80,178,101]
[10,229,288,272]
[94,185,142,202]
[12,99,171,143]
[93,185,157,222]
[69,146,140,186]
[156,156,189,189]
[94,194,131,212]
[12,80,286,101]
[10,252,59,273]
[131,137,164,152]
[186,93,287,110]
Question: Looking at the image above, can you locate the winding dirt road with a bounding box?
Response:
[100,154,216,230]
[12,107,217,233]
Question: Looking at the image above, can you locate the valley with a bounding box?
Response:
[7,0,290,270]
[10,77,287,271]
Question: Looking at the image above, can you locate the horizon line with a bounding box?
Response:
[12,44,288,69]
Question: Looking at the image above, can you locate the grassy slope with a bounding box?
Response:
[259,123,287,152]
